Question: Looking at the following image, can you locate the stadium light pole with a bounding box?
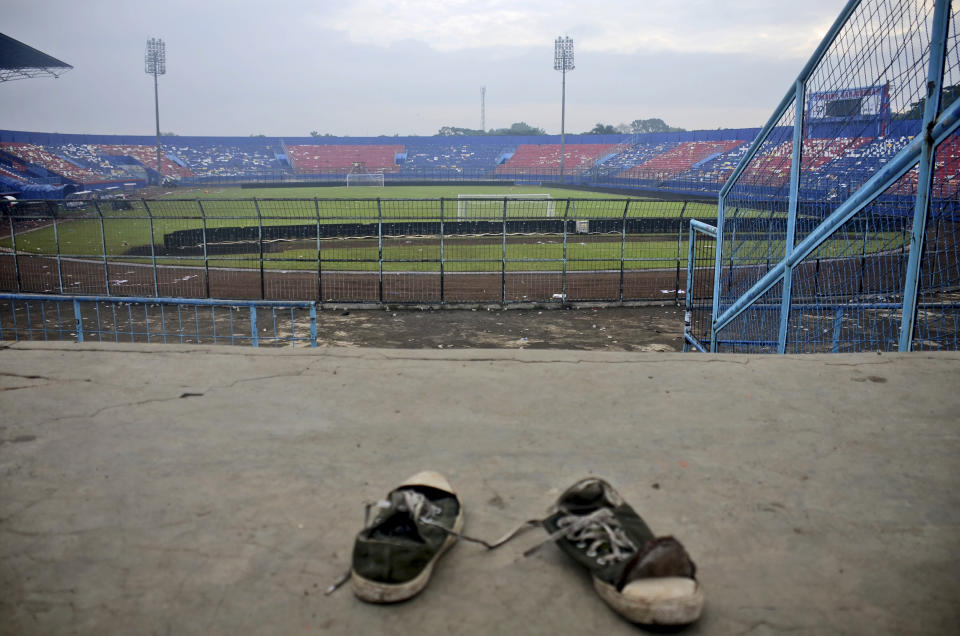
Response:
[481,86,486,132]
[554,37,574,182]
[145,38,166,186]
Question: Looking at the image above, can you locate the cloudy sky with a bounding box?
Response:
[3,0,849,137]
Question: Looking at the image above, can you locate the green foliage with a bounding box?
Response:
[493,122,546,136]
[438,126,486,136]
[438,122,546,136]
[586,123,618,135]
[893,84,960,120]
[630,118,686,134]
[310,131,336,137]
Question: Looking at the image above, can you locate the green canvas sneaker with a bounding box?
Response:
[348,471,464,603]
[528,477,704,625]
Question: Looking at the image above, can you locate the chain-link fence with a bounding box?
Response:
[0,293,317,347]
[0,197,715,305]
[704,0,959,353]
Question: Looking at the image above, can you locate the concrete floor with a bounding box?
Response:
[1,342,958,635]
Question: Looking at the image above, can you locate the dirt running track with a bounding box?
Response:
[0,254,687,304]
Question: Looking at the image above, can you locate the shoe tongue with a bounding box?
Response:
[370,491,426,542]
[562,480,607,512]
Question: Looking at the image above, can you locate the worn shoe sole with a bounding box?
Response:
[593,575,704,625]
[351,471,464,603]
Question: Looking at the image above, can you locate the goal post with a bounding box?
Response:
[456,193,555,220]
[345,172,385,187]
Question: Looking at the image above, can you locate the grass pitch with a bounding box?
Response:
[171,184,652,200]
[2,185,893,274]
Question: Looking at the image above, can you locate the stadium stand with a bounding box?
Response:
[286,144,403,174]
[597,141,680,174]
[622,140,747,178]
[0,142,104,183]
[677,142,752,183]
[168,141,285,177]
[811,135,913,193]
[55,143,145,181]
[495,143,617,174]
[735,137,872,189]
[400,138,515,174]
[0,125,942,199]
[0,165,28,187]
[97,145,193,178]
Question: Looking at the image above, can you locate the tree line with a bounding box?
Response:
[305,117,685,138]
[436,118,684,136]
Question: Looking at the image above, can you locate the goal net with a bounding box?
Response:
[345,172,385,187]
[456,194,554,220]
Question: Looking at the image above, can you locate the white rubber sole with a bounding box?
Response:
[593,575,704,625]
[351,471,464,604]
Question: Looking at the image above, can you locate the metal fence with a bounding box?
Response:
[178,167,735,198]
[0,293,317,347]
[688,0,960,353]
[683,221,716,352]
[0,197,713,305]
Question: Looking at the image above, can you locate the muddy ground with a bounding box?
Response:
[312,304,685,351]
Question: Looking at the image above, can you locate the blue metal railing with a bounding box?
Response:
[0,294,317,348]
[704,0,957,353]
[683,220,717,352]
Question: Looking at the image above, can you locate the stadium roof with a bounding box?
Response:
[0,33,72,82]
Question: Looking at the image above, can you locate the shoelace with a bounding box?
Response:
[544,508,637,565]
[326,488,519,595]
[364,489,442,528]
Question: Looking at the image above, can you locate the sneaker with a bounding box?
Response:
[348,471,464,603]
[532,477,704,625]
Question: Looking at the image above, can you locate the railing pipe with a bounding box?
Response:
[778,79,806,354]
[898,0,951,351]
[94,201,110,296]
[142,199,160,296]
[713,96,960,336]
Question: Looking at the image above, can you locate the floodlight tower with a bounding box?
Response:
[481,86,486,132]
[145,38,166,185]
[554,36,574,181]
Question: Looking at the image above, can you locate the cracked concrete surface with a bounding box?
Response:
[1,342,959,635]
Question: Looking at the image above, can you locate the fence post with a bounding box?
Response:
[619,200,630,302]
[49,201,64,294]
[501,197,508,304]
[309,303,317,347]
[561,199,570,302]
[198,200,211,299]
[142,199,160,296]
[777,78,806,354]
[858,216,869,295]
[73,298,83,343]
[7,216,21,293]
[439,198,445,304]
[899,0,950,352]
[94,201,110,296]
[674,201,688,304]
[710,195,726,353]
[254,198,264,299]
[377,198,383,303]
[250,305,259,347]
[315,198,323,303]
[831,306,844,353]
[683,223,697,352]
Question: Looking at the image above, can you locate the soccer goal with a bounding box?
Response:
[456,194,554,220]
[345,172,385,187]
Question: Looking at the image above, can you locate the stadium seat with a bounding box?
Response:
[286,145,404,174]
[494,143,618,175]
